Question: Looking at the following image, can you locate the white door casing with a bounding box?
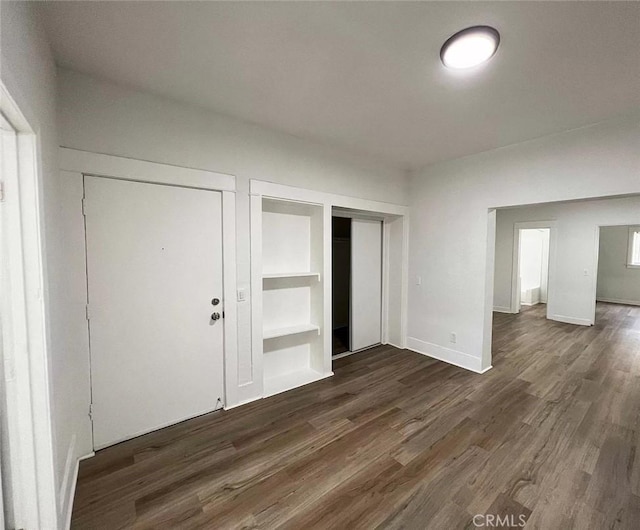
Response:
[1,85,57,529]
[511,221,557,319]
[84,176,225,448]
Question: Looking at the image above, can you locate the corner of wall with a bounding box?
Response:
[406,337,485,373]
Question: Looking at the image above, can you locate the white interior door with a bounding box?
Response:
[84,176,225,449]
[351,219,382,351]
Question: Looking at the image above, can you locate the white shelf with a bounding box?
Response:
[263,272,320,280]
[263,323,320,340]
[255,194,329,399]
[263,368,329,397]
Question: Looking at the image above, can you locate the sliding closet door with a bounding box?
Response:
[351,219,382,351]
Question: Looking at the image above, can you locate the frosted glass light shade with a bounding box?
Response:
[441,26,500,69]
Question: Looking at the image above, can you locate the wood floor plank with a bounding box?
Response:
[72,302,640,528]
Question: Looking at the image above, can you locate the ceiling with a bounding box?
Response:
[38,1,640,171]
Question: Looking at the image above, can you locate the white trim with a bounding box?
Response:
[596,297,640,307]
[382,221,390,344]
[322,202,333,373]
[250,179,409,217]
[493,306,514,313]
[400,216,409,349]
[250,190,333,397]
[593,223,640,326]
[63,452,93,530]
[249,194,265,398]
[549,314,592,326]
[221,191,238,408]
[482,209,497,371]
[59,435,76,511]
[333,208,384,221]
[0,81,58,529]
[406,337,488,374]
[58,434,76,528]
[60,147,235,192]
[62,461,78,530]
[589,225,600,325]
[627,226,640,268]
[510,221,557,318]
[250,180,409,385]
[67,149,239,447]
[329,212,404,349]
[223,395,261,411]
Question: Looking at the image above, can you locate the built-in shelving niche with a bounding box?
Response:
[261,198,326,397]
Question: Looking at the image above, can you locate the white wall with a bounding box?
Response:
[58,69,408,205]
[1,2,91,528]
[408,114,640,372]
[57,68,409,407]
[597,225,640,306]
[494,197,640,324]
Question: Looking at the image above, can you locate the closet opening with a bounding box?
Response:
[332,217,351,355]
[331,211,383,358]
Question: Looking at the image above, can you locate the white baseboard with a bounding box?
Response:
[60,434,93,530]
[228,380,263,410]
[549,314,592,326]
[63,451,94,530]
[493,306,513,313]
[59,435,76,525]
[62,458,78,530]
[596,297,640,307]
[224,395,261,410]
[406,337,488,373]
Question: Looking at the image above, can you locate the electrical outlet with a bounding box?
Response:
[450,332,457,344]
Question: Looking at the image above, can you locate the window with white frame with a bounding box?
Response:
[628,226,640,268]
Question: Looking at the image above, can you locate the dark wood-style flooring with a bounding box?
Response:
[72,302,640,528]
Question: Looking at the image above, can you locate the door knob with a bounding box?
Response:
[212,298,220,306]
[211,312,221,321]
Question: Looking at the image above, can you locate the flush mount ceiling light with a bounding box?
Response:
[440,26,500,70]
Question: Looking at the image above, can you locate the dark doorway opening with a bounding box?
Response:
[332,217,351,355]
